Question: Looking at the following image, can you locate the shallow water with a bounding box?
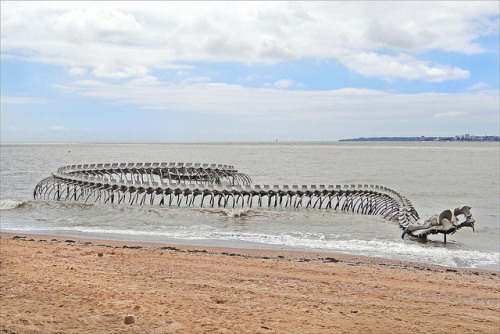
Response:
[1,142,499,269]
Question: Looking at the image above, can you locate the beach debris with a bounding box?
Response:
[32,161,474,242]
[160,246,180,251]
[122,245,143,249]
[97,252,103,257]
[124,315,135,324]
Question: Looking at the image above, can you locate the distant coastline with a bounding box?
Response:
[339,134,500,142]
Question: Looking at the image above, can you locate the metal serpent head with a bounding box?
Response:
[454,205,475,232]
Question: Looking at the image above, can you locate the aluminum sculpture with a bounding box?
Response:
[401,206,475,242]
[34,162,474,242]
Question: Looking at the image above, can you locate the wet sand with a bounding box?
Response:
[1,232,499,333]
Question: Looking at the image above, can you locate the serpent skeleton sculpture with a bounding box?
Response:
[33,162,475,242]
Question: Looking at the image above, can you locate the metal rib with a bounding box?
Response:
[34,162,419,231]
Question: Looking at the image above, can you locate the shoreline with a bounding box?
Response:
[2,232,497,276]
[1,232,499,333]
[2,231,499,275]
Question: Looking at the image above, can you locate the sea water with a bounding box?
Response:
[1,142,499,270]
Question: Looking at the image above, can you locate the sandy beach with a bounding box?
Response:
[1,233,499,333]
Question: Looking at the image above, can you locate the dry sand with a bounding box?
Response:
[1,232,499,333]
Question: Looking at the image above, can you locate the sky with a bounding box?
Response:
[1,1,499,142]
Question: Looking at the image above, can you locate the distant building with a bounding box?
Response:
[340,134,499,142]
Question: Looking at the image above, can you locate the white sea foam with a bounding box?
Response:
[20,224,496,269]
[186,230,499,269]
[0,199,27,210]
[197,207,256,218]
[222,208,253,218]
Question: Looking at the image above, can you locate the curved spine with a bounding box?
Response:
[34,162,418,232]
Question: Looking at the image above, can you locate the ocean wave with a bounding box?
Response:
[22,224,496,269]
[1,198,100,213]
[0,199,29,210]
[221,208,254,218]
[199,231,500,269]
[197,207,256,218]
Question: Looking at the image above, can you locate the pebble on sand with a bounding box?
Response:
[124,315,135,324]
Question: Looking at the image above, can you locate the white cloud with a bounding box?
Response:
[49,125,69,132]
[54,78,499,123]
[1,96,49,104]
[69,67,87,76]
[72,80,109,87]
[434,111,468,118]
[274,79,294,89]
[49,7,143,46]
[91,65,149,79]
[1,2,497,81]
[339,53,470,82]
[181,76,211,84]
[467,82,488,90]
[246,73,272,82]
